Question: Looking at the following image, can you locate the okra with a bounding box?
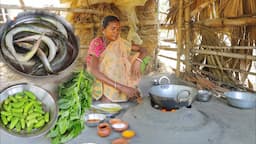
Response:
[1,111,11,116]
[34,119,45,128]
[3,104,11,111]
[10,96,19,103]
[27,125,33,133]
[15,122,21,132]
[7,115,13,122]
[9,117,19,130]
[27,119,38,128]
[44,112,49,122]
[4,99,10,105]
[24,103,33,113]
[11,108,23,113]
[20,118,25,129]
[24,91,36,100]
[33,108,44,114]
[12,112,23,118]
[1,115,8,125]
[15,94,23,99]
[27,113,42,121]
[12,101,25,108]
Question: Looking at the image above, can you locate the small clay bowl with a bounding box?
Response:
[111,122,129,132]
[97,122,111,137]
[109,118,122,125]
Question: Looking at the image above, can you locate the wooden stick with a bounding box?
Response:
[176,0,184,77]
[200,45,256,49]
[185,0,191,72]
[196,17,256,27]
[192,62,256,76]
[0,4,107,15]
[191,49,256,60]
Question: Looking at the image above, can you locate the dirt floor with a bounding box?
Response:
[1,74,256,144]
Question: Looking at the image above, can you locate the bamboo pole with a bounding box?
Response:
[19,0,26,11]
[74,19,158,29]
[158,55,185,63]
[191,49,256,60]
[192,62,256,76]
[176,0,184,77]
[209,55,223,81]
[196,17,256,27]
[160,24,176,29]
[185,0,191,72]
[0,4,108,15]
[191,1,212,16]
[200,45,256,49]
[159,46,177,51]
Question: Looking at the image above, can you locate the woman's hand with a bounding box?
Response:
[119,85,140,99]
[131,60,141,79]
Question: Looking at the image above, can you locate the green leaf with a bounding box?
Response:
[58,118,69,135]
[47,126,60,138]
[58,99,73,109]
[51,137,60,144]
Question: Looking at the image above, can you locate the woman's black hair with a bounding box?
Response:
[102,15,120,28]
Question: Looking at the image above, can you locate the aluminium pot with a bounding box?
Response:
[224,91,256,109]
[149,84,198,109]
[196,90,212,102]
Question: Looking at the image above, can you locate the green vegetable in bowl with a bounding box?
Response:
[0,91,50,133]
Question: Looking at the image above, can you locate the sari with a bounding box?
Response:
[86,37,139,102]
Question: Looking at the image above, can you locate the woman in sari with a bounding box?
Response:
[85,15,147,102]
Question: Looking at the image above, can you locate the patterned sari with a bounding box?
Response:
[86,37,139,102]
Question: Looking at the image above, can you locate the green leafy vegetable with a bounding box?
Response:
[140,56,151,73]
[47,70,94,144]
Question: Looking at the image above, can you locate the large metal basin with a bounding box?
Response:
[224,91,256,109]
[149,84,198,109]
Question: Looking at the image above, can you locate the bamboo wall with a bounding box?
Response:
[164,0,256,91]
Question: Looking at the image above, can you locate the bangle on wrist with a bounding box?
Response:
[136,57,143,63]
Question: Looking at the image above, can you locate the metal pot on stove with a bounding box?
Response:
[149,76,198,109]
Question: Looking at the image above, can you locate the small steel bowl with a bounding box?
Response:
[196,90,212,102]
[0,83,58,138]
[85,113,106,127]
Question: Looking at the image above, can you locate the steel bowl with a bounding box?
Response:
[0,83,58,137]
[0,11,79,77]
[196,90,212,102]
[85,113,106,127]
[224,91,256,109]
